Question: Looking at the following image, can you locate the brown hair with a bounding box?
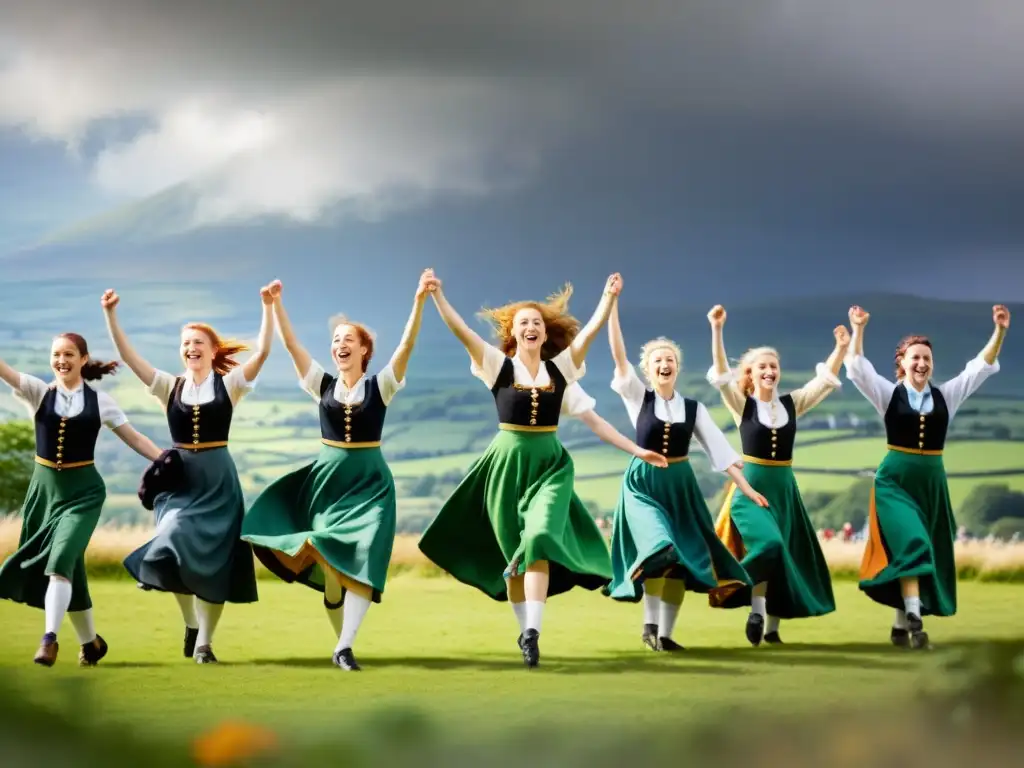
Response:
[328,315,376,373]
[478,283,580,358]
[735,346,780,397]
[54,333,120,381]
[183,323,249,376]
[894,335,932,380]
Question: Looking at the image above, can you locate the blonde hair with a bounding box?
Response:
[735,346,780,397]
[478,283,580,358]
[328,314,377,372]
[638,337,683,384]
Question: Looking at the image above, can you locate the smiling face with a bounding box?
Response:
[749,351,781,394]
[51,336,85,385]
[331,323,368,373]
[645,346,679,389]
[513,307,547,354]
[180,327,215,374]
[900,343,933,390]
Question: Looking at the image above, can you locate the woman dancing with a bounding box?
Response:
[241,271,434,671]
[101,285,274,663]
[418,273,668,668]
[603,298,767,652]
[0,334,162,666]
[706,305,849,646]
[845,304,1008,649]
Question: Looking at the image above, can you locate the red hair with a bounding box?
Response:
[894,335,932,380]
[329,315,375,372]
[478,284,580,358]
[184,323,249,376]
[55,333,120,381]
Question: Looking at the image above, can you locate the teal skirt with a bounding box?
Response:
[0,462,105,612]
[417,427,613,601]
[124,447,257,605]
[241,444,397,603]
[712,460,835,619]
[859,449,956,616]
[604,457,750,602]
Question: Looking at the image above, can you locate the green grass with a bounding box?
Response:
[1,578,1022,742]
[796,439,1024,472]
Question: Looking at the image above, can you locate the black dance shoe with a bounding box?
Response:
[521,628,540,668]
[79,635,108,667]
[764,631,783,644]
[194,645,218,664]
[890,627,910,647]
[746,613,765,646]
[657,637,685,652]
[183,626,199,658]
[642,623,659,651]
[907,614,930,650]
[333,648,361,671]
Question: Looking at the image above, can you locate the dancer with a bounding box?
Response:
[418,273,667,668]
[101,285,274,663]
[706,305,848,645]
[603,298,767,651]
[241,271,434,671]
[845,304,1008,649]
[0,334,162,666]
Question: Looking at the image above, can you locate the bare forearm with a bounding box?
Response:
[579,410,643,457]
[390,295,427,382]
[0,358,20,390]
[114,425,163,462]
[711,327,729,375]
[241,303,274,381]
[272,300,312,377]
[851,327,865,357]
[825,342,848,377]
[104,312,155,386]
[982,324,1007,365]
[725,465,755,494]
[571,292,615,368]
[432,291,485,364]
[608,301,629,375]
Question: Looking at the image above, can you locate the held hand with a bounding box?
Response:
[994,304,1010,329]
[417,268,439,299]
[100,289,120,312]
[605,273,622,296]
[259,284,274,305]
[638,449,669,468]
[848,305,869,327]
[833,325,851,346]
[745,489,770,508]
[267,280,282,299]
[707,305,726,328]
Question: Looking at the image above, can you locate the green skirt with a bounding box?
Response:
[604,457,751,602]
[241,444,396,603]
[711,460,835,619]
[0,462,106,612]
[859,449,956,616]
[417,427,613,601]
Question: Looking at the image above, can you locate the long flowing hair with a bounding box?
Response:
[55,333,120,381]
[478,283,580,358]
[184,323,249,376]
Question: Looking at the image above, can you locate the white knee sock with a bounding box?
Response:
[511,601,527,633]
[659,602,681,639]
[766,615,780,634]
[903,596,921,618]
[324,579,344,638]
[68,610,97,645]
[525,600,544,633]
[44,577,73,636]
[643,593,662,626]
[893,609,908,629]
[336,592,371,652]
[751,596,767,617]
[174,593,199,629]
[195,599,224,648]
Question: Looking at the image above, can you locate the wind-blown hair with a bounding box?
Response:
[478,283,580,358]
[183,323,248,376]
[55,333,120,381]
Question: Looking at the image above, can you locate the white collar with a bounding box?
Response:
[53,381,85,396]
[904,380,930,395]
[183,370,215,387]
[337,373,367,391]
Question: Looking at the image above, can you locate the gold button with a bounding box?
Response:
[919,431,925,438]
[920,415,926,422]
[771,451,776,458]
[193,439,199,445]
[771,428,777,435]
[662,448,668,454]
[344,436,351,442]
[529,419,537,425]
[918,442,924,449]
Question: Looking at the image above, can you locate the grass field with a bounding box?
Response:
[2,577,1023,744]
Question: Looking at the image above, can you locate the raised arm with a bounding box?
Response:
[790,325,849,418]
[938,304,1009,418]
[705,305,746,422]
[608,297,630,379]
[843,306,895,417]
[240,286,275,382]
[569,273,621,369]
[266,281,313,379]
[982,305,1009,365]
[576,409,668,468]
[100,290,156,387]
[0,355,20,391]
[430,277,489,370]
[389,269,436,383]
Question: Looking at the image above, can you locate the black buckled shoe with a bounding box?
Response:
[521,628,540,668]
[79,635,109,666]
[332,648,361,671]
[746,613,765,646]
[642,623,659,651]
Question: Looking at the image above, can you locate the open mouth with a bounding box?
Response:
[54,364,71,374]
[761,373,777,385]
[336,349,352,363]
[912,367,930,377]
[657,368,672,378]
[523,332,539,343]
[185,353,201,362]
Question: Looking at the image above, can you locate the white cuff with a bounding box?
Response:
[814,362,842,388]
[705,366,735,387]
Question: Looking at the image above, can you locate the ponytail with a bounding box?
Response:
[55,332,120,381]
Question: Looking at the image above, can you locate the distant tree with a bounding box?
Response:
[801,491,839,514]
[0,421,34,515]
[809,478,873,531]
[989,517,1024,540]
[406,474,438,497]
[956,484,1024,536]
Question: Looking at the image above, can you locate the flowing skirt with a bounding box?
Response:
[0,462,105,612]
[859,449,956,616]
[241,445,396,602]
[712,460,835,619]
[124,447,257,605]
[417,428,612,601]
[604,457,750,602]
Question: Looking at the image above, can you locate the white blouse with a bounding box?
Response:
[11,374,128,429]
[300,360,405,406]
[472,345,596,418]
[147,367,256,409]
[844,334,999,421]
[612,367,741,472]
[706,363,842,429]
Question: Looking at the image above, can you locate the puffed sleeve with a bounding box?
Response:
[375,362,407,406]
[96,390,129,429]
[469,344,508,389]
[843,342,896,418]
[561,381,597,418]
[10,373,50,415]
[550,346,586,386]
[609,366,646,428]
[223,366,258,406]
[691,401,742,473]
[789,363,842,418]
[299,359,328,402]
[146,369,178,408]
[938,354,1000,420]
[705,366,746,425]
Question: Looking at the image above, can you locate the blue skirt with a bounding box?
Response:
[124,447,258,604]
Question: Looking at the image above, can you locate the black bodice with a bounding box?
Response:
[635,390,697,458]
[319,374,388,444]
[492,358,567,428]
[167,373,234,449]
[34,386,102,467]
[738,394,797,462]
[884,383,948,452]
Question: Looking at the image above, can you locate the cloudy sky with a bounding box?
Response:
[2,0,1023,302]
